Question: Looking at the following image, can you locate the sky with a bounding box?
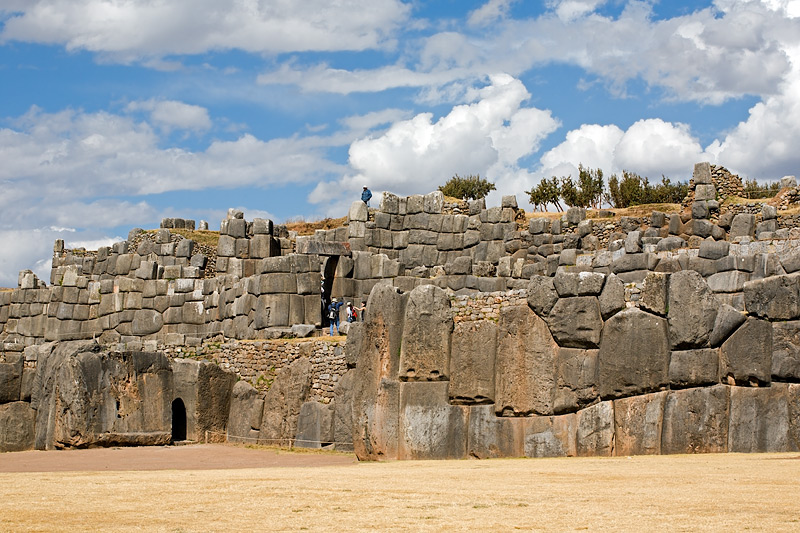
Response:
[1,0,800,287]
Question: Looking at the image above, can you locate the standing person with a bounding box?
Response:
[356,301,367,322]
[361,186,372,207]
[327,298,344,336]
[346,302,357,323]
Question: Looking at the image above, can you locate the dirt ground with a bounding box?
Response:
[1,445,799,532]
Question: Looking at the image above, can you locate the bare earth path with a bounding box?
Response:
[1,445,799,532]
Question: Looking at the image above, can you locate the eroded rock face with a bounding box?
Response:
[34,342,173,450]
[545,297,603,349]
[598,308,670,399]
[0,402,36,452]
[352,283,407,460]
[614,392,667,456]
[495,305,557,416]
[332,369,355,452]
[295,401,333,449]
[729,384,796,453]
[449,320,496,404]
[523,413,577,458]
[668,270,719,349]
[398,381,467,460]
[259,356,312,446]
[399,285,453,381]
[227,380,264,444]
[466,405,524,459]
[661,385,730,454]
[719,318,772,384]
[772,321,800,380]
[173,358,237,443]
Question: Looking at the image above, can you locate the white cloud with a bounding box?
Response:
[0,0,410,60]
[126,99,211,132]
[548,0,608,22]
[468,0,518,27]
[309,74,559,212]
[539,124,624,177]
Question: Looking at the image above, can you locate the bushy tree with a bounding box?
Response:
[526,176,563,212]
[743,179,780,199]
[438,174,496,200]
[606,171,688,207]
[559,165,605,208]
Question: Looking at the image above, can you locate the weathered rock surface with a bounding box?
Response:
[495,305,557,416]
[522,413,577,458]
[0,401,36,452]
[744,274,800,320]
[295,401,333,448]
[259,356,312,446]
[554,348,598,414]
[332,368,355,452]
[398,381,467,460]
[173,358,237,443]
[576,401,614,456]
[598,308,670,399]
[772,321,800,380]
[661,385,729,454]
[399,285,453,381]
[226,380,264,444]
[728,384,796,453]
[614,392,667,456]
[545,297,603,348]
[668,270,719,349]
[449,320,496,404]
[466,404,524,459]
[719,318,772,384]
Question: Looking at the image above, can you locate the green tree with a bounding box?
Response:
[526,176,563,212]
[438,174,496,200]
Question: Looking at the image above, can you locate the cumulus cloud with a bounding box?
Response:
[309,74,559,213]
[126,99,211,132]
[0,0,410,60]
[259,0,799,107]
[0,101,351,287]
[468,0,518,27]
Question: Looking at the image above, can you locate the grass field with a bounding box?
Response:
[1,448,799,532]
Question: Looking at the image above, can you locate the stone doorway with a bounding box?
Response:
[172,398,187,442]
[321,256,339,328]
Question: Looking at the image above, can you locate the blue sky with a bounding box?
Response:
[1,0,800,286]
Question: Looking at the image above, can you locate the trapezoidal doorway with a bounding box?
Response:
[172,398,187,442]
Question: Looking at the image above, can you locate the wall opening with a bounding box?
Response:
[172,398,187,442]
[321,256,339,328]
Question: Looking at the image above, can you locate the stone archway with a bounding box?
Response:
[172,398,187,442]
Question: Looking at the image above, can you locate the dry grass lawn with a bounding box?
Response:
[1,450,799,532]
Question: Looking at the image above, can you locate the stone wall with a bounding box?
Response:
[328,272,800,460]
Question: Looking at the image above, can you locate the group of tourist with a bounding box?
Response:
[327,298,366,336]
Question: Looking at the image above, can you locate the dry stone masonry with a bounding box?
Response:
[3,161,800,457]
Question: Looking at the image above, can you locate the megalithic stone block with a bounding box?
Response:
[613,391,667,456]
[399,284,453,381]
[668,270,719,349]
[258,357,312,446]
[226,381,264,444]
[295,401,333,449]
[397,381,468,460]
[729,384,795,453]
[0,401,36,452]
[719,317,772,384]
[495,304,557,416]
[467,404,525,459]
[352,283,407,460]
[332,369,355,452]
[661,385,729,455]
[772,321,800,380]
[598,307,670,399]
[576,400,614,456]
[522,412,577,458]
[449,319,497,404]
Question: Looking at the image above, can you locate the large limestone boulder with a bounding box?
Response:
[614,392,667,456]
[598,308,670,399]
[0,354,23,403]
[449,320,496,404]
[173,358,237,443]
[466,405,525,459]
[728,384,796,453]
[554,348,598,414]
[295,401,333,449]
[545,297,603,348]
[332,368,355,452]
[495,305,557,416]
[744,274,800,320]
[398,381,468,460]
[661,385,729,454]
[0,401,36,452]
[259,356,312,446]
[352,283,408,460]
[719,317,772,384]
[772,321,800,380]
[522,413,577,458]
[576,401,614,456]
[668,270,719,349]
[226,380,264,444]
[399,285,453,381]
[35,342,173,449]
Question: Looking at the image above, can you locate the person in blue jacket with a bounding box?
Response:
[327,297,344,336]
[361,186,372,206]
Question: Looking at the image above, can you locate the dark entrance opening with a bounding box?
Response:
[321,256,339,328]
[172,398,187,442]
